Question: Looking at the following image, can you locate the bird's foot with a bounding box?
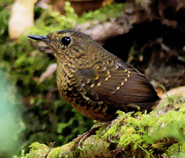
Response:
[71,122,109,151]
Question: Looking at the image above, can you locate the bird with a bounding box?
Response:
[28,30,160,122]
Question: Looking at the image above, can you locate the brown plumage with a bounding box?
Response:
[28,30,160,121]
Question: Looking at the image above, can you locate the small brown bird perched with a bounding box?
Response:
[28,30,160,122]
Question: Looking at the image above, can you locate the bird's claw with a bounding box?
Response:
[71,122,109,151]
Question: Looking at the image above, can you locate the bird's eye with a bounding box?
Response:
[61,36,71,47]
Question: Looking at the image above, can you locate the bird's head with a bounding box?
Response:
[28,30,101,62]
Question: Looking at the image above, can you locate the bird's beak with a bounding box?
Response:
[27,35,50,43]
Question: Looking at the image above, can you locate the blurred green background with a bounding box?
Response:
[1,0,185,157]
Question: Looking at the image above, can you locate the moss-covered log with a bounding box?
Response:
[19,95,185,158]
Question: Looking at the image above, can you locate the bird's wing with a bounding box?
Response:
[76,59,159,109]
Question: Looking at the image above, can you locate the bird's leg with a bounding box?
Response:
[71,122,110,150]
[71,112,135,150]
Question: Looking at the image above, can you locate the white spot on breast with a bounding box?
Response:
[90,84,94,88]
[97,82,101,86]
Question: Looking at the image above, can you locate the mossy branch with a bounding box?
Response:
[19,95,185,158]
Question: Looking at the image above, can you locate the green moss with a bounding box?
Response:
[32,1,120,34]
[78,3,125,24]
[17,96,185,157]
[28,2,126,35]
[103,95,185,157]
[23,142,50,158]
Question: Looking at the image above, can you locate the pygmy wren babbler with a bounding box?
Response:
[28,30,160,122]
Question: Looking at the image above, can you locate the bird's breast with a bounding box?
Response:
[56,63,117,121]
